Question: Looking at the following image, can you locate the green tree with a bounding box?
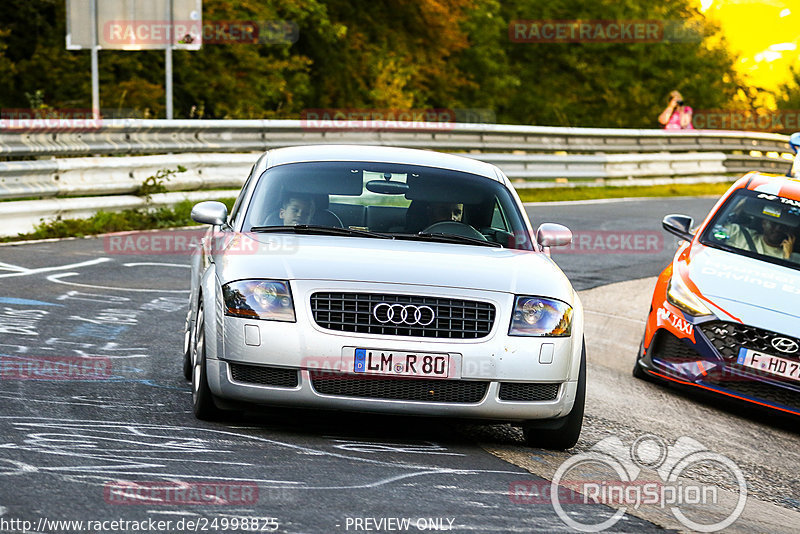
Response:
[490,0,741,127]
[0,0,745,128]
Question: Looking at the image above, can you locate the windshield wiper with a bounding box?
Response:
[395,232,502,248]
[249,225,393,239]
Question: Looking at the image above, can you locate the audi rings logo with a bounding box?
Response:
[372,303,436,326]
[771,336,799,354]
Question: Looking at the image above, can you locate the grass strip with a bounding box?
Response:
[515,182,735,202]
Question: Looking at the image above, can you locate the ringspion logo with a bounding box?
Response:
[510,434,747,532]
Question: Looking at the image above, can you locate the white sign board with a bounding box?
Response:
[67,0,202,50]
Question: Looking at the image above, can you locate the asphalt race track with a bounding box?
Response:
[0,197,797,533]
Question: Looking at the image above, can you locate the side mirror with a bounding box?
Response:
[536,223,572,248]
[662,214,694,241]
[789,132,800,177]
[191,201,229,227]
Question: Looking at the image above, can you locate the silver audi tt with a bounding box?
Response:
[184,145,585,449]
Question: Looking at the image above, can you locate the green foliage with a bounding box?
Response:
[0,0,743,127]
[776,66,800,112]
[136,165,188,201]
[492,0,741,127]
[515,181,736,203]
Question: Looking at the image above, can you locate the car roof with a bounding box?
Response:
[738,172,800,202]
[261,145,503,182]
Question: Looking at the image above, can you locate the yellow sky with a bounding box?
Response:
[699,0,799,92]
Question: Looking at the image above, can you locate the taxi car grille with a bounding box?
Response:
[310,373,489,403]
[649,331,700,362]
[704,377,800,411]
[700,322,800,362]
[229,363,299,388]
[498,382,560,402]
[310,292,495,339]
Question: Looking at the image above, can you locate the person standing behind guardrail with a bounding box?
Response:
[658,90,694,129]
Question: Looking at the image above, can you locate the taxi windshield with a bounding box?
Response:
[700,189,800,269]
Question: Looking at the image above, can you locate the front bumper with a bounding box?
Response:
[640,326,800,417]
[207,360,578,421]
[204,280,584,422]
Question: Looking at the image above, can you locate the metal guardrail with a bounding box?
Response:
[0,153,253,200]
[0,119,792,160]
[0,120,794,237]
[0,151,745,201]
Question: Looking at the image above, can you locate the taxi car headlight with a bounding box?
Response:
[222,280,295,322]
[509,296,572,336]
[666,275,712,317]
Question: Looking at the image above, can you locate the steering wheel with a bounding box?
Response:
[311,209,344,228]
[420,221,487,241]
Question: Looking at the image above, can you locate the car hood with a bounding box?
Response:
[213,233,574,301]
[684,246,800,333]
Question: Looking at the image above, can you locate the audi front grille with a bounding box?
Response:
[309,372,489,403]
[310,292,496,339]
[700,321,800,362]
[229,363,299,388]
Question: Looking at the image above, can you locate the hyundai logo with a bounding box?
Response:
[771,336,799,354]
[373,303,435,326]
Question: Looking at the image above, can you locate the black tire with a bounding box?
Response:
[522,342,586,450]
[191,301,223,420]
[632,334,651,381]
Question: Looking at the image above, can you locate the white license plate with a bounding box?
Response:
[737,348,800,382]
[354,348,449,378]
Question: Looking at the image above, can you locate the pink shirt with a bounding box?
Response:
[665,106,694,129]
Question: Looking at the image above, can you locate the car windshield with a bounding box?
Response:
[241,161,533,249]
[700,189,800,269]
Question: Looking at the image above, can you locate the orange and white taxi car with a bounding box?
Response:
[634,140,800,416]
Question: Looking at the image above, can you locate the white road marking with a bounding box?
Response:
[124,262,191,269]
[0,418,523,488]
[0,262,30,273]
[0,258,111,279]
[46,272,188,294]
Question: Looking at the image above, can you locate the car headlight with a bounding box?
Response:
[509,296,572,336]
[666,275,712,317]
[222,280,295,322]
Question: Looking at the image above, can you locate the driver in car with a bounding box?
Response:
[279,194,316,226]
[723,217,795,259]
[427,202,464,225]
